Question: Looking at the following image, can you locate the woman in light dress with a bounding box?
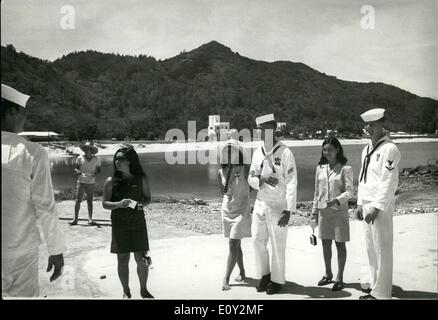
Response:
[311,137,354,291]
[218,140,252,291]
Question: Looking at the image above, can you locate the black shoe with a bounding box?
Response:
[332,281,345,292]
[256,274,271,292]
[123,290,131,299]
[362,287,372,294]
[317,275,333,286]
[359,294,376,300]
[266,282,282,295]
[141,290,154,298]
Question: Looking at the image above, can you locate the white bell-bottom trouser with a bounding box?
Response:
[363,201,394,299]
[252,201,288,284]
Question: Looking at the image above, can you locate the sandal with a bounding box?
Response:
[332,281,345,291]
[317,275,333,286]
[69,219,78,226]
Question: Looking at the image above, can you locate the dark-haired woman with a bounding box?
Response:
[102,147,153,298]
[218,140,251,291]
[311,137,353,291]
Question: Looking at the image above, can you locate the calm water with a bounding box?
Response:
[50,142,438,203]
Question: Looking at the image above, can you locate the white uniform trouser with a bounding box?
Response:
[2,250,39,298]
[363,201,393,299]
[252,201,288,284]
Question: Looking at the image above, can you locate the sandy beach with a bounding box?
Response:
[37,140,438,299]
[46,137,438,159]
[36,186,437,299]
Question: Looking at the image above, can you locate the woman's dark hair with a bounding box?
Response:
[112,147,145,187]
[220,145,244,169]
[318,137,348,166]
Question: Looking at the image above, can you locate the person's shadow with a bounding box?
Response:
[279,281,352,298]
[391,285,438,299]
[232,279,437,299]
[231,277,351,298]
[60,218,112,228]
[344,283,437,299]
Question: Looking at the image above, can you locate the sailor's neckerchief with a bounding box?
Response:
[260,141,282,174]
[359,136,389,183]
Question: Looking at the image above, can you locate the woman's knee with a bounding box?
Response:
[75,193,83,203]
[322,239,332,247]
[134,252,145,264]
[335,242,346,252]
[117,253,130,264]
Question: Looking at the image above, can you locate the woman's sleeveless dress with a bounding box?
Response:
[220,165,251,239]
[110,176,149,253]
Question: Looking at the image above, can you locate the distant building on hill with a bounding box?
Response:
[325,129,338,138]
[314,130,324,139]
[277,122,287,131]
[208,115,229,141]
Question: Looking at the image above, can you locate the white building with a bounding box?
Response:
[209,115,220,127]
[208,115,229,141]
[277,122,287,131]
[326,129,338,137]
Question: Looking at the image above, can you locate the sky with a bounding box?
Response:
[1,0,437,99]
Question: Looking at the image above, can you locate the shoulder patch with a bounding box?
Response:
[385,159,395,171]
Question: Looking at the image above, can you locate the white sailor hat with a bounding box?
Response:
[255,113,275,126]
[1,84,30,108]
[360,108,385,122]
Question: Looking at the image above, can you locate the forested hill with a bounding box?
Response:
[1,41,437,140]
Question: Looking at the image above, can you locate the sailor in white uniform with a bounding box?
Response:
[2,84,65,297]
[356,108,401,299]
[248,113,297,295]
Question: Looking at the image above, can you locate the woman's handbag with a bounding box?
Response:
[310,228,317,246]
[142,253,152,267]
[310,211,318,246]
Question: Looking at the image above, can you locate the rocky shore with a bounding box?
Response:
[54,164,437,235]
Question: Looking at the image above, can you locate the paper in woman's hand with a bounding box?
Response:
[128,199,137,209]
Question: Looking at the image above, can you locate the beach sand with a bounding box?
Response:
[34,186,437,299]
[47,137,438,158]
[37,200,437,299]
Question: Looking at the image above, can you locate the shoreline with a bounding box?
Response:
[55,169,438,234]
[55,188,438,235]
[47,137,438,159]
